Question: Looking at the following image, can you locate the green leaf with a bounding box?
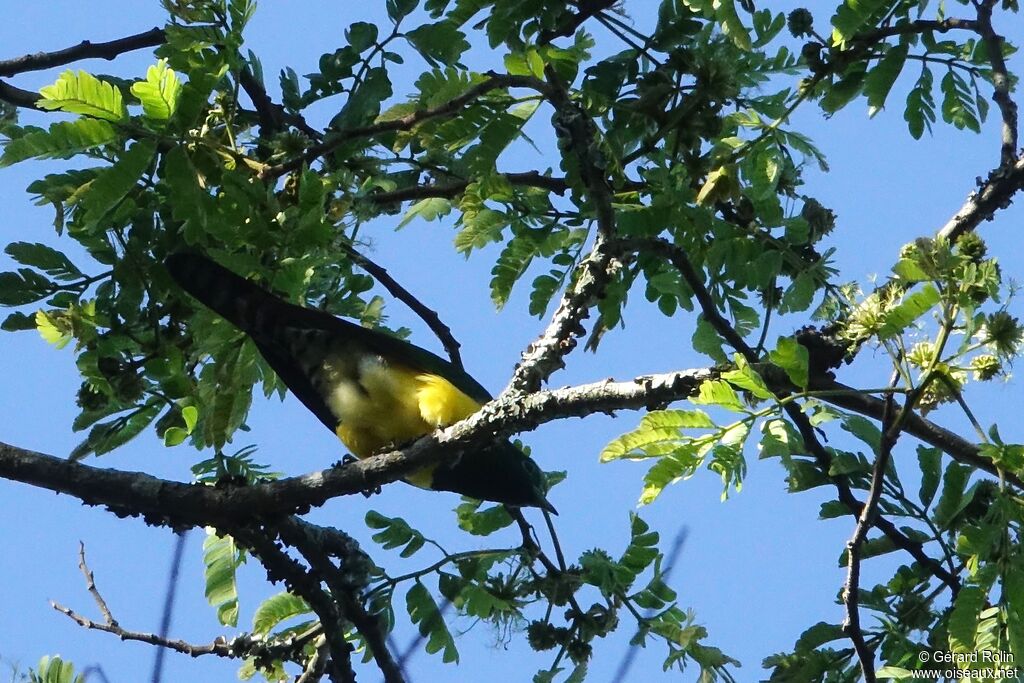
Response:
[948,585,984,653]
[904,67,936,139]
[839,414,881,454]
[639,446,704,504]
[346,21,379,52]
[455,208,507,253]
[365,510,427,557]
[932,462,970,530]
[714,0,752,50]
[490,233,539,308]
[878,284,940,339]
[721,358,773,399]
[79,139,156,232]
[820,63,867,114]
[600,410,714,461]
[940,69,981,132]
[692,318,728,362]
[529,273,561,317]
[0,269,54,305]
[2,311,37,331]
[397,197,452,228]
[406,21,471,66]
[759,418,803,458]
[693,380,744,411]
[830,0,886,46]
[29,655,84,683]
[1005,566,1024,662]
[5,243,83,282]
[876,666,914,679]
[456,501,513,536]
[917,446,942,508]
[794,622,845,651]
[38,69,127,121]
[203,530,244,627]
[618,512,660,579]
[865,44,908,116]
[769,337,809,389]
[0,118,117,167]
[252,591,311,635]
[69,401,162,460]
[406,582,459,663]
[130,60,182,121]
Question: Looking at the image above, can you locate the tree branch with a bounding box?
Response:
[0,27,166,77]
[228,525,356,683]
[537,0,618,43]
[365,171,572,206]
[338,241,463,369]
[276,519,405,683]
[258,73,550,180]
[937,155,1024,241]
[0,79,41,109]
[0,368,714,522]
[973,2,1018,167]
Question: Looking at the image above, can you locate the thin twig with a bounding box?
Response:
[152,531,190,683]
[841,370,900,683]
[258,73,550,180]
[77,542,116,626]
[338,241,463,369]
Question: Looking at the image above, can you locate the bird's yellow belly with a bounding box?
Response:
[323,354,483,488]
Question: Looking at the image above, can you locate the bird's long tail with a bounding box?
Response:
[165,253,293,338]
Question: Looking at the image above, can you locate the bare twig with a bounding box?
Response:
[52,600,235,657]
[76,543,116,626]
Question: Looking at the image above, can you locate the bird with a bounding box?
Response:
[165,252,554,512]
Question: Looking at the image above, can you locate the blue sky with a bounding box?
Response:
[2,2,1023,682]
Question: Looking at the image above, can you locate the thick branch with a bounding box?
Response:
[0,27,165,77]
[229,526,356,682]
[277,519,404,683]
[974,2,1018,167]
[0,79,41,109]
[0,368,713,523]
[856,18,980,44]
[937,153,1024,240]
[505,237,619,393]
[505,66,621,393]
